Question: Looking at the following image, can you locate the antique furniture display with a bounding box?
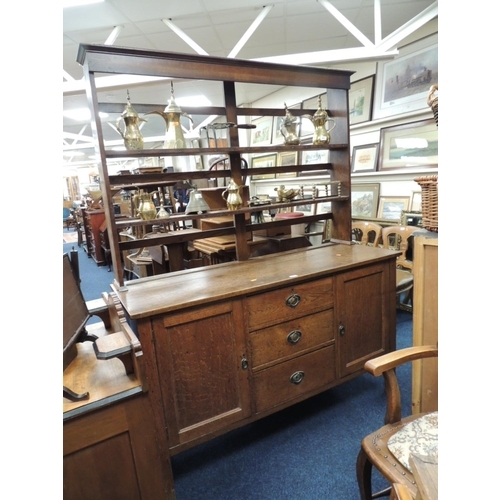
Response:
[412,231,438,414]
[74,44,401,497]
[356,345,438,500]
[77,44,354,288]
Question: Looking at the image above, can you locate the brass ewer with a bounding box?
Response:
[136,190,157,221]
[222,179,244,211]
[302,95,336,146]
[115,90,146,150]
[280,103,300,145]
[146,82,194,149]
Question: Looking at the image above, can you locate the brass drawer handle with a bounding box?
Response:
[287,330,302,344]
[286,293,301,308]
[290,371,305,385]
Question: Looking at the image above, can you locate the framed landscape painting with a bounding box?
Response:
[373,34,438,119]
[377,196,410,220]
[349,76,375,125]
[378,119,438,170]
[351,183,380,218]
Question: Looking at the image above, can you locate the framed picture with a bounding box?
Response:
[373,34,438,119]
[351,183,380,218]
[378,119,438,171]
[276,151,298,178]
[410,191,422,212]
[351,143,379,173]
[400,210,423,227]
[251,116,273,146]
[377,196,410,220]
[251,153,277,180]
[349,75,375,125]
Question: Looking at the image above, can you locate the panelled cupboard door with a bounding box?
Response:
[335,262,396,378]
[153,300,251,448]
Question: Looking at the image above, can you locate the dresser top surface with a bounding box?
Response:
[113,243,398,319]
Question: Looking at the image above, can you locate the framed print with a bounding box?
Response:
[251,153,276,180]
[378,119,438,170]
[373,34,438,119]
[300,147,329,176]
[410,191,422,212]
[377,196,410,220]
[400,210,423,227]
[349,75,375,125]
[251,116,273,146]
[351,183,380,218]
[351,143,379,173]
[276,151,298,178]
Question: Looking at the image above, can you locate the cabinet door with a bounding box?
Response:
[336,261,396,378]
[153,300,251,449]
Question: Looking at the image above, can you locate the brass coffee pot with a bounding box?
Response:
[302,96,336,145]
[136,190,157,221]
[147,82,193,149]
[222,179,244,211]
[280,103,300,145]
[116,90,146,150]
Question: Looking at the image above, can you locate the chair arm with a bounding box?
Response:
[364,345,438,424]
[364,345,438,377]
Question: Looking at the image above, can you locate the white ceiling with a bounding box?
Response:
[62,0,437,171]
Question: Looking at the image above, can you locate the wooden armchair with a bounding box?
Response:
[356,345,438,499]
[381,225,419,312]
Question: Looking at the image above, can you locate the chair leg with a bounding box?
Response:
[356,447,374,500]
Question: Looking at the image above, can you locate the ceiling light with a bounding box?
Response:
[63,0,104,8]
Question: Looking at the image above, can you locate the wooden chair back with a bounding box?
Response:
[381,225,419,271]
[352,221,382,246]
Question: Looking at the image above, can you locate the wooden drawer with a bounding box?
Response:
[252,345,335,413]
[246,277,334,331]
[250,308,334,370]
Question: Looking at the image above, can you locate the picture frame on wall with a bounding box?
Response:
[378,119,438,171]
[251,116,273,146]
[251,153,277,180]
[410,190,422,212]
[373,33,438,120]
[276,151,298,178]
[377,196,410,220]
[351,183,380,218]
[351,143,379,173]
[349,75,375,125]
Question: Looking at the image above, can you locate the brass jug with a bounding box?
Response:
[302,96,336,145]
[280,103,300,145]
[115,90,146,150]
[136,191,157,221]
[146,82,193,149]
[222,179,244,211]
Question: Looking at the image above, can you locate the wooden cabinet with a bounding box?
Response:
[115,244,398,457]
[335,261,396,378]
[412,232,438,414]
[81,208,106,266]
[77,44,354,287]
[63,296,175,499]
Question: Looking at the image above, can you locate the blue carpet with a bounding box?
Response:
[63,229,413,498]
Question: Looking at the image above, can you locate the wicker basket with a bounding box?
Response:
[427,85,438,126]
[414,175,438,232]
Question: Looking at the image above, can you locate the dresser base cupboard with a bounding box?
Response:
[113,244,397,457]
